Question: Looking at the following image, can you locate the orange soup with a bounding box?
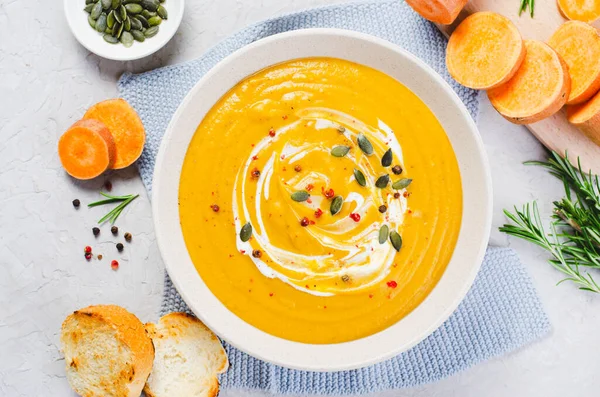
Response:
[179,58,462,344]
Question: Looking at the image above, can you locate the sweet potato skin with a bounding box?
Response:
[567,93,600,145]
[83,99,146,170]
[548,21,600,105]
[405,0,468,24]
[488,41,571,125]
[446,12,526,90]
[58,119,116,180]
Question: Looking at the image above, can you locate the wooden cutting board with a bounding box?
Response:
[436,1,600,174]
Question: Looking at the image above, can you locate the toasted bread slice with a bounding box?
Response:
[60,305,154,397]
[143,313,229,397]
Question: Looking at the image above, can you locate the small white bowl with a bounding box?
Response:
[153,29,492,371]
[64,0,184,61]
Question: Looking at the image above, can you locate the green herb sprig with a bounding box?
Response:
[88,192,139,224]
[519,0,535,18]
[500,152,600,293]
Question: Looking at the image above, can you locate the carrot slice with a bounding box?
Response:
[557,0,600,23]
[488,40,571,125]
[58,119,116,180]
[567,92,600,145]
[83,99,146,170]
[548,21,600,105]
[405,0,468,24]
[446,12,525,90]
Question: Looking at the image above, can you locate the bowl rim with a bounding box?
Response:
[63,0,184,61]
[152,28,492,371]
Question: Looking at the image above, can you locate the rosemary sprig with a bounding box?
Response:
[88,192,139,224]
[499,152,600,293]
[519,0,535,18]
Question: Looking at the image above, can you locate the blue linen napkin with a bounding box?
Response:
[118,0,551,394]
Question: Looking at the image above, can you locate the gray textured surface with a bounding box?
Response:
[1,0,599,396]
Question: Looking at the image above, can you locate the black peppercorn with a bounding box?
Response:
[111,226,118,235]
[92,227,100,236]
[116,243,124,252]
[394,192,400,199]
[252,249,262,258]
[378,205,387,213]
[124,232,132,242]
[392,165,403,175]
[72,199,80,208]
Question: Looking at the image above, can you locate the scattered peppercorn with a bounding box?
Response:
[349,213,361,222]
[378,205,387,213]
[104,180,112,191]
[252,249,262,258]
[111,260,119,270]
[84,246,92,254]
[124,232,132,242]
[337,125,346,133]
[97,254,103,260]
[392,165,403,175]
[300,217,310,227]
[111,226,118,235]
[84,253,92,260]
[268,128,276,137]
[294,165,302,172]
[116,243,124,252]
[394,192,401,199]
[211,204,220,212]
[251,168,261,178]
[92,227,100,236]
[72,199,80,208]
[341,275,350,282]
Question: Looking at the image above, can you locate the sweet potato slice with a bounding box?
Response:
[405,0,468,24]
[567,92,600,145]
[446,12,525,90]
[58,119,116,180]
[83,99,146,169]
[557,0,600,23]
[488,40,571,125]
[548,21,600,105]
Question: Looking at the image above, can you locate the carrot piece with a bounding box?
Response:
[567,92,600,145]
[58,119,116,180]
[548,21,600,105]
[557,0,600,23]
[488,40,571,125]
[446,12,525,90]
[405,0,468,24]
[83,99,146,170]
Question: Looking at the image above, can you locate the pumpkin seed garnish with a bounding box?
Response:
[135,14,150,27]
[142,0,160,11]
[91,1,103,19]
[118,4,127,20]
[330,195,344,215]
[331,145,351,157]
[120,30,134,47]
[86,0,96,4]
[112,0,121,9]
[390,231,403,252]
[144,25,159,37]
[157,5,168,19]
[103,33,119,43]
[392,178,412,190]
[378,225,389,244]
[88,14,97,28]
[240,222,252,242]
[130,15,142,30]
[290,190,310,202]
[107,10,116,28]
[95,13,108,32]
[124,3,142,13]
[147,15,162,26]
[101,0,112,9]
[84,3,95,13]
[375,174,390,188]
[357,133,374,155]
[124,16,131,30]
[131,29,145,41]
[381,148,392,167]
[141,9,156,18]
[353,168,367,187]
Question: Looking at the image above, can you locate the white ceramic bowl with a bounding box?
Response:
[64,0,184,61]
[153,29,492,371]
